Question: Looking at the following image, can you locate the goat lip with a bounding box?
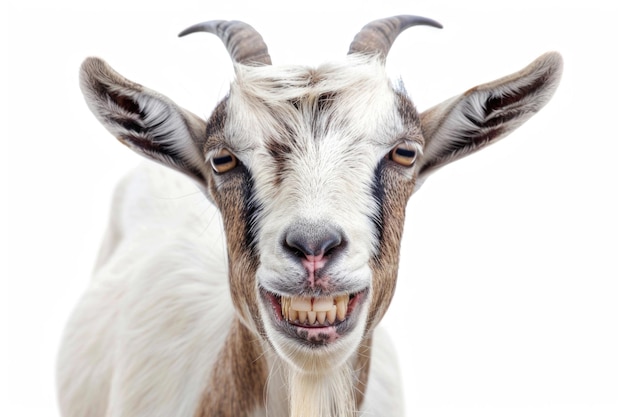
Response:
[260,288,369,346]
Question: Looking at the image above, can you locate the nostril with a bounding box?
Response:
[284,239,309,259]
[283,226,345,260]
[318,233,343,258]
[284,234,309,258]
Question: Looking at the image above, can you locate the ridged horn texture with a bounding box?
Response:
[348,15,443,61]
[179,20,272,65]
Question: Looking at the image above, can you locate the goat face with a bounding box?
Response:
[79,16,562,373]
[206,60,422,369]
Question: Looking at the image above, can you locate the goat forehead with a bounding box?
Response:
[222,58,408,159]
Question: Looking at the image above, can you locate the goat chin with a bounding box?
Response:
[260,291,371,374]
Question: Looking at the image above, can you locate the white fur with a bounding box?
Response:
[222,58,411,374]
[61,44,561,417]
[57,162,403,417]
[57,163,232,417]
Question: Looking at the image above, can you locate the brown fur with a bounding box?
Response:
[367,163,417,331]
[208,167,263,334]
[73,16,563,417]
[200,79,422,415]
[195,321,268,417]
[366,96,422,332]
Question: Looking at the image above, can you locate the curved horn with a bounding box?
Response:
[179,20,272,65]
[348,15,442,61]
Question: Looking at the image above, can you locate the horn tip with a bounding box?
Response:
[178,20,224,38]
[399,15,443,30]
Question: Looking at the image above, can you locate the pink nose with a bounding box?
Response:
[301,253,328,277]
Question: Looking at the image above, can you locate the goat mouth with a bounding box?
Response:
[261,289,368,345]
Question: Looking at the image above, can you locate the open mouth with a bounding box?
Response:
[280,294,350,327]
[262,289,368,341]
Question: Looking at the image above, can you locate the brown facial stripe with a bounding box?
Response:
[204,89,266,335]
[393,90,426,178]
[195,321,268,417]
[204,97,229,151]
[208,161,264,336]
[394,90,421,130]
[266,137,295,186]
[264,90,340,186]
[367,159,417,331]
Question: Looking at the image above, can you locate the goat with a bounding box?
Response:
[57,15,563,417]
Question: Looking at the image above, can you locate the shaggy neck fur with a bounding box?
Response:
[195,321,268,416]
[289,365,355,417]
[194,320,372,417]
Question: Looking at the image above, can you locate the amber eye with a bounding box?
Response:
[389,141,421,167]
[210,148,238,173]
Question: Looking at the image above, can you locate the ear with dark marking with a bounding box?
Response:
[79,57,211,189]
[417,52,563,179]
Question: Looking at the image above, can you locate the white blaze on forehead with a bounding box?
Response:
[224,55,405,159]
[222,56,407,247]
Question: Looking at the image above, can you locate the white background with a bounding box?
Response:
[2,1,624,416]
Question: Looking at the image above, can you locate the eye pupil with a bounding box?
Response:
[394,148,416,158]
[211,149,238,173]
[213,155,233,165]
[389,141,420,167]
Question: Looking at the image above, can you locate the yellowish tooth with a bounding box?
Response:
[327,305,337,324]
[312,296,333,312]
[307,311,316,325]
[289,308,297,322]
[336,297,347,321]
[281,297,287,318]
[316,311,327,324]
[292,296,312,311]
[298,310,307,323]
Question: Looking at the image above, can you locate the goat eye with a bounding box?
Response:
[210,149,238,173]
[389,141,420,167]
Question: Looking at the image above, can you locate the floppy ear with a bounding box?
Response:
[417,52,563,178]
[79,57,211,187]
